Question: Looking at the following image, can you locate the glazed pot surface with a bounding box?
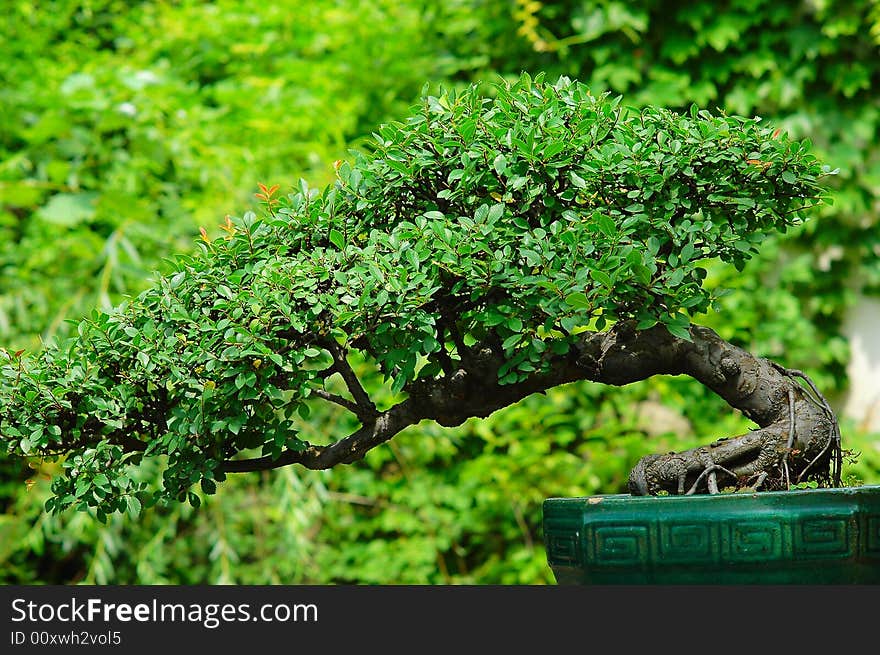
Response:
[543,485,880,584]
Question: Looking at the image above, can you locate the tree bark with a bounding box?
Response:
[222,322,841,495]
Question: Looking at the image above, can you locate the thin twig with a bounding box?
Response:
[324,340,377,418]
[311,389,362,415]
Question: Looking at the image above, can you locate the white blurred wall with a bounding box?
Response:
[843,296,880,432]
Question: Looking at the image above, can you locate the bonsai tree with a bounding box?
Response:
[0,74,842,519]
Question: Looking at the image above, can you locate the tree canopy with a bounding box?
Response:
[1,75,830,519]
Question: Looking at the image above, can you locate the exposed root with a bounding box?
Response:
[770,363,842,487]
[744,471,768,491]
[685,463,737,495]
[781,388,796,489]
[628,365,843,496]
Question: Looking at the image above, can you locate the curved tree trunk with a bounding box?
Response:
[222,322,842,496]
[572,324,842,495]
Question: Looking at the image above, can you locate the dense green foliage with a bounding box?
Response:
[1,75,828,518]
[1,0,879,584]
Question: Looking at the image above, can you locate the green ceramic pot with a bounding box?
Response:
[543,485,880,584]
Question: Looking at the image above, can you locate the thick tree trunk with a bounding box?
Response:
[405,322,842,495]
[223,323,842,496]
[579,324,843,495]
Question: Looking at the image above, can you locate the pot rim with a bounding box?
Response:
[544,483,880,504]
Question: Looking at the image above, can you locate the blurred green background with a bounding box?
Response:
[1,0,879,584]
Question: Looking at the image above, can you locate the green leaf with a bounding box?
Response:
[594,213,617,238]
[565,292,590,309]
[667,268,685,287]
[681,243,695,263]
[487,203,505,222]
[126,495,142,517]
[493,154,507,175]
[329,228,345,250]
[543,141,566,159]
[502,333,521,351]
[589,269,614,288]
[665,323,693,342]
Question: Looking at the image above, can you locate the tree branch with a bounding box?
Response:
[311,389,362,415]
[324,340,378,419]
[217,322,835,495]
[222,403,422,472]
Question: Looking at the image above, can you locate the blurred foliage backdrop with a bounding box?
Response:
[1,0,879,584]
